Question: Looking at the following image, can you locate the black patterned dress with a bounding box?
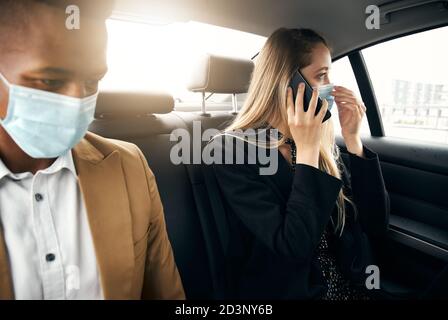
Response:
[282,135,369,300]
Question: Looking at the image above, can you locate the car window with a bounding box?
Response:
[363,26,448,145]
[330,56,370,135]
[100,19,266,108]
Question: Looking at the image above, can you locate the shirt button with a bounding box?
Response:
[46,253,56,262]
[35,193,44,202]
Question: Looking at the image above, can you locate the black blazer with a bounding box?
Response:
[210,135,390,299]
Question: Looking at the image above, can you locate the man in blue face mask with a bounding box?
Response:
[0,0,184,300]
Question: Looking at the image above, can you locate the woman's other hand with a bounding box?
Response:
[332,85,365,157]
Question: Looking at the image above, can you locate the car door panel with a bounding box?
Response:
[337,135,448,297]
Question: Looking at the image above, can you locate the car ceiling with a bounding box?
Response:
[113,0,448,58]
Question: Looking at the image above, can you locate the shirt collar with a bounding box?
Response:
[0,157,10,181]
[0,150,77,181]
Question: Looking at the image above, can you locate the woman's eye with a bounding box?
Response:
[317,73,326,80]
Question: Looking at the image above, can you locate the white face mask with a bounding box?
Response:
[0,72,98,159]
[314,83,335,110]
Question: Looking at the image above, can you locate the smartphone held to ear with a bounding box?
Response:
[289,71,333,123]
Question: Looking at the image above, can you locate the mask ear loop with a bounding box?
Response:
[0,72,13,123]
[0,72,11,103]
[0,72,11,87]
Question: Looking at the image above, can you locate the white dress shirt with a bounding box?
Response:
[0,151,103,300]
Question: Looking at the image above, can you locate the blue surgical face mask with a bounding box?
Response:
[314,83,335,110]
[0,73,98,159]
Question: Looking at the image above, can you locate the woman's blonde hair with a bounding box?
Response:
[224,28,356,235]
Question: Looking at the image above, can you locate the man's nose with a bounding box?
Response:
[65,82,88,99]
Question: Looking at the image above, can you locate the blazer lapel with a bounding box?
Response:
[259,131,294,200]
[73,138,135,299]
[266,151,294,201]
[0,225,14,299]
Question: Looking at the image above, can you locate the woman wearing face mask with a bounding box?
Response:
[209,28,390,300]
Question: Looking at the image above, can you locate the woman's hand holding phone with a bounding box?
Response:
[287,83,328,169]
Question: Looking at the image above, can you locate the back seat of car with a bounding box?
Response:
[88,54,254,299]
